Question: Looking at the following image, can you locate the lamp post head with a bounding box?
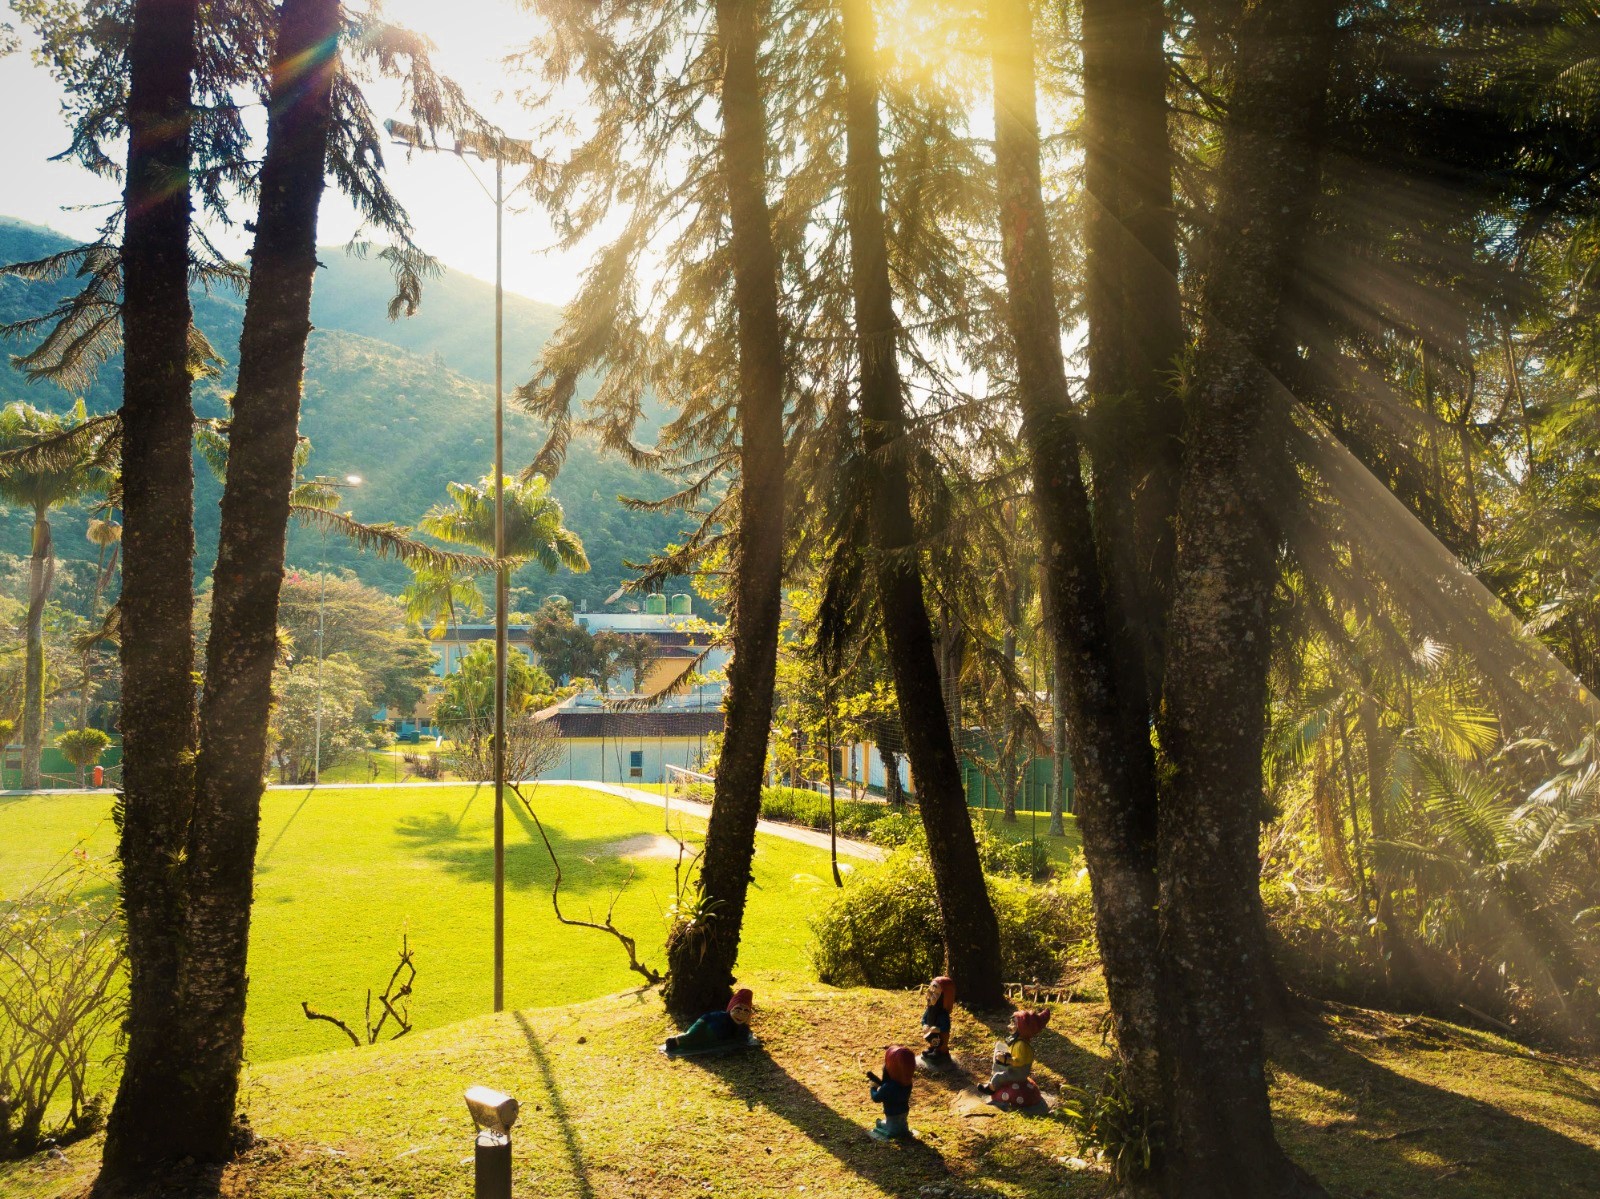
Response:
[464,1085,519,1136]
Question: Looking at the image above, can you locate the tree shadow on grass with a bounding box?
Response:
[1269,1022,1600,1196]
[513,1010,597,1199]
[692,1046,950,1195]
[392,796,669,903]
[690,1043,1104,1198]
[258,788,317,865]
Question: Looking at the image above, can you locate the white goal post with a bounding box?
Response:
[662,763,715,832]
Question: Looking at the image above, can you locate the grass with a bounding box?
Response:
[0,783,859,1064]
[4,983,1596,1199]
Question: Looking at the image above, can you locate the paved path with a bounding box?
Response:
[3,778,888,863]
[575,780,886,862]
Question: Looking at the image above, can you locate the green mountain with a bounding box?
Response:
[0,217,690,611]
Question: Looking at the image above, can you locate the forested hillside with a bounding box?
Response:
[0,217,690,608]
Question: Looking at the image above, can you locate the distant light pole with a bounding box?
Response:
[311,473,363,786]
[385,119,537,1014]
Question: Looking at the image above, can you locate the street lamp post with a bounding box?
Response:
[309,473,362,786]
[385,119,537,1014]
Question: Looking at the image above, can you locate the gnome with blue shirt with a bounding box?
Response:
[662,987,756,1056]
[867,1046,917,1140]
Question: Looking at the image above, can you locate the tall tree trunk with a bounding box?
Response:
[175,0,343,1156]
[1155,2,1336,1192]
[843,0,1006,1008]
[1076,0,1183,1063]
[988,0,1164,1106]
[1001,622,1019,823]
[22,507,52,789]
[881,746,903,804]
[100,0,201,1180]
[662,0,787,1022]
[1049,658,1067,832]
[1082,0,1185,713]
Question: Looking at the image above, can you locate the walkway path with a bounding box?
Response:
[2,778,889,863]
[575,780,887,862]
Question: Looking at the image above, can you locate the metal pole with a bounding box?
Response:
[493,151,507,1015]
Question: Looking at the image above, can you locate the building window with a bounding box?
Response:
[629,750,644,779]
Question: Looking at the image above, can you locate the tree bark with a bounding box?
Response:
[99,0,201,1181]
[22,507,52,790]
[843,0,1006,1008]
[1049,658,1067,832]
[175,0,343,1157]
[988,0,1164,1105]
[881,747,903,805]
[1082,0,1184,713]
[1155,1,1337,1192]
[662,0,788,1021]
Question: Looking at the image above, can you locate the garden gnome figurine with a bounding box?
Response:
[662,987,757,1056]
[868,1046,917,1140]
[917,976,955,1069]
[981,1008,1050,1112]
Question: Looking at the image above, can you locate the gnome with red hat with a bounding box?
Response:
[917,976,956,1069]
[980,1008,1050,1112]
[661,987,757,1056]
[867,1046,917,1140]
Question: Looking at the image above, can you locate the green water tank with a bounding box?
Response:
[669,593,693,615]
[644,593,668,615]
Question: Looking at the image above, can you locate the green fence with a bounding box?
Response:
[2,735,123,790]
[961,752,1072,813]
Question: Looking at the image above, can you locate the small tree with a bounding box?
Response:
[55,727,111,788]
[590,629,628,695]
[614,633,658,695]
[268,656,373,784]
[435,642,569,780]
[527,598,598,683]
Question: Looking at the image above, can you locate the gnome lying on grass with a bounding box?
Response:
[867,1046,917,1140]
[662,988,758,1057]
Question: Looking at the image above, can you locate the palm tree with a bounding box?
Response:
[419,474,589,573]
[401,565,486,638]
[0,400,113,788]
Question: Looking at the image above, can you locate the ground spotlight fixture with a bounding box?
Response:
[465,1085,519,1199]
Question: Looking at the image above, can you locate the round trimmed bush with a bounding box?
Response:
[810,849,1094,989]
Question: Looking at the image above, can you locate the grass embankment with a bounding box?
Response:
[5,984,1597,1199]
[0,784,851,1064]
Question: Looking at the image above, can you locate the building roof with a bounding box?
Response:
[543,709,724,739]
[433,624,716,647]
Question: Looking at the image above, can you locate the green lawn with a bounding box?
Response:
[0,783,857,1064]
[9,983,1598,1199]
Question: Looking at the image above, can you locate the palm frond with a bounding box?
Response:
[290,506,504,573]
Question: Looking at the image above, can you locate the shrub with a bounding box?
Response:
[0,852,123,1160]
[810,850,1093,989]
[402,751,445,781]
[54,727,111,785]
[756,786,897,840]
[972,821,1052,880]
[867,809,924,850]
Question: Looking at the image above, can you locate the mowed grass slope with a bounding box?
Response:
[0,784,855,1063]
[6,985,1598,1199]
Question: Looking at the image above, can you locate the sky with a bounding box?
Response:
[0,0,592,307]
